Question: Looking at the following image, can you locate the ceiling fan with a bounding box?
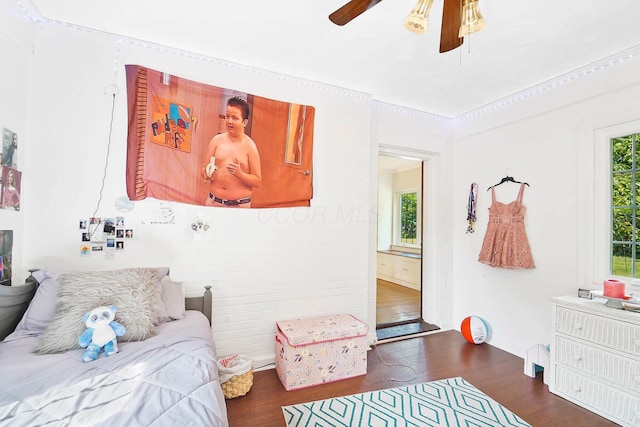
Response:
[329,0,485,53]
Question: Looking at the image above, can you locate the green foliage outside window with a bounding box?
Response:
[611,133,640,277]
[401,192,417,244]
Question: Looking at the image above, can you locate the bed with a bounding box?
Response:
[0,268,229,427]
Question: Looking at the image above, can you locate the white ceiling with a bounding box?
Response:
[27,0,640,118]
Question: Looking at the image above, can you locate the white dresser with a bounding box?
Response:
[550,296,640,426]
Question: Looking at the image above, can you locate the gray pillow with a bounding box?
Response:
[35,268,160,354]
[7,269,62,340]
[151,267,170,325]
[161,277,185,320]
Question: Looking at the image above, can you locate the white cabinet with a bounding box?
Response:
[393,257,420,288]
[376,252,421,290]
[550,296,640,427]
[376,253,394,280]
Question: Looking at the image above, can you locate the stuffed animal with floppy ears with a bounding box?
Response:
[78,305,126,363]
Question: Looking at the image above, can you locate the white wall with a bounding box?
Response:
[0,3,30,286]
[17,18,378,365]
[376,168,393,250]
[376,165,421,250]
[5,1,640,366]
[369,49,640,359]
[451,69,640,357]
[371,105,455,329]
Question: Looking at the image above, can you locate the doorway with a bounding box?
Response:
[375,154,439,340]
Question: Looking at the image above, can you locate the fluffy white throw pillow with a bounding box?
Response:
[35,268,159,354]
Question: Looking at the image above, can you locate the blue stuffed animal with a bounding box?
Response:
[78,305,126,363]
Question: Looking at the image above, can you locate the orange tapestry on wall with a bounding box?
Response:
[125,65,315,208]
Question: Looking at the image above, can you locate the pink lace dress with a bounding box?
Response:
[478,183,534,269]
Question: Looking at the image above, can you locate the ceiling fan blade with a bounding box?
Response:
[329,0,384,26]
[439,0,463,53]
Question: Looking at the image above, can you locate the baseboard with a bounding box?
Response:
[253,354,276,371]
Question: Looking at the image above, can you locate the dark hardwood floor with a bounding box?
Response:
[225,330,615,427]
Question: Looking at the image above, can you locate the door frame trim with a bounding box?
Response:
[377,145,440,327]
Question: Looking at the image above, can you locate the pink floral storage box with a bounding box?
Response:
[275,313,369,391]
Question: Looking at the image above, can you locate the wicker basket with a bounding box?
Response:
[217,354,254,399]
[221,368,254,399]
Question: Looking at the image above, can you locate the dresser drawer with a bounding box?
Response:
[554,336,640,391]
[554,366,640,426]
[393,257,420,285]
[555,306,640,356]
[376,253,394,277]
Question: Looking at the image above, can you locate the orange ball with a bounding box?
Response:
[460,316,488,344]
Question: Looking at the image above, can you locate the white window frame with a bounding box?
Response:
[579,117,640,294]
[393,188,422,249]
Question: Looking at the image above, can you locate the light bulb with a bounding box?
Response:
[404,0,434,34]
[458,0,486,37]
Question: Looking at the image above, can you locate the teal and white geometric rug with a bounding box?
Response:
[282,377,531,427]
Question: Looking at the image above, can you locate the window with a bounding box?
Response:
[395,190,421,247]
[579,118,640,292]
[611,132,640,277]
[400,192,418,244]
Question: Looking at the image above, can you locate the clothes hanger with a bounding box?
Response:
[487,175,530,191]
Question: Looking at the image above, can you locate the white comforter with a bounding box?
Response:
[0,311,228,427]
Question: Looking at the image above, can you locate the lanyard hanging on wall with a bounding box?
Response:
[466,182,478,234]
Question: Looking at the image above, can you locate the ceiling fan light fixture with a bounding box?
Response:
[403,0,434,34]
[458,0,486,37]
